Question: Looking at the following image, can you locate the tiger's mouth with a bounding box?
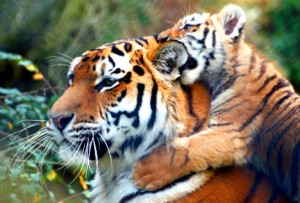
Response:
[64,130,112,160]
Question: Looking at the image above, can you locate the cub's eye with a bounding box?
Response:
[180,23,201,31]
[103,77,116,86]
[181,24,193,31]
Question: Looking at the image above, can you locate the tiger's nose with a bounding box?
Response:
[50,113,74,131]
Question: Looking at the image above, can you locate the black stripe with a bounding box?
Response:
[200,27,209,49]
[264,91,293,121]
[243,172,263,203]
[147,80,158,129]
[211,93,241,114]
[182,85,204,132]
[132,83,144,128]
[211,101,245,117]
[186,34,198,42]
[290,141,300,198]
[111,45,125,56]
[255,75,277,94]
[249,51,256,72]
[239,79,290,131]
[133,65,145,76]
[254,60,267,81]
[134,39,143,46]
[92,54,100,62]
[145,132,164,151]
[208,122,232,127]
[267,188,280,203]
[203,56,210,71]
[124,43,132,53]
[208,51,215,60]
[212,73,242,100]
[212,30,216,47]
[151,34,159,43]
[123,72,132,84]
[119,135,143,155]
[266,102,300,139]
[82,56,90,62]
[108,56,115,67]
[112,68,121,74]
[119,173,196,203]
[109,83,144,127]
[117,90,127,102]
[99,105,104,119]
[138,37,149,45]
[266,119,298,161]
[277,144,285,183]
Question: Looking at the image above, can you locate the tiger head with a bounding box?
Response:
[158,4,247,86]
[46,36,190,172]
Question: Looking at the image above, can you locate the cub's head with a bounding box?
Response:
[158,4,247,85]
[46,36,190,168]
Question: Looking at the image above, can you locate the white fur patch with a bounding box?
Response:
[91,172,211,203]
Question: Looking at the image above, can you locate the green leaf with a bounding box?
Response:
[0,51,39,72]
[82,190,91,198]
[0,88,20,95]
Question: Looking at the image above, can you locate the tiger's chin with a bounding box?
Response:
[58,137,109,166]
[54,130,112,165]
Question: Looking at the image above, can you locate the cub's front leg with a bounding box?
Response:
[133,129,247,191]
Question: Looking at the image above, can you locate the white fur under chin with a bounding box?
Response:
[91,171,210,203]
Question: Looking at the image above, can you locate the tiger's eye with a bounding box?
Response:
[104,78,116,86]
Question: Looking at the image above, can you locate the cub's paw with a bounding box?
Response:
[132,143,191,191]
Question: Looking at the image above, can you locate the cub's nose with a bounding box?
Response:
[50,113,74,131]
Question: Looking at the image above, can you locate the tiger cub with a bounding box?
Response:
[133,4,300,201]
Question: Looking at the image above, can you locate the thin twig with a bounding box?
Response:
[0,87,64,99]
[0,130,9,136]
[57,191,86,202]
[41,73,58,95]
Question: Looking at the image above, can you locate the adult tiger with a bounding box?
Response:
[132,4,300,202]
[47,35,288,202]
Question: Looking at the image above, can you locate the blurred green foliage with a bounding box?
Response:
[0,54,89,202]
[263,0,300,89]
[0,0,161,87]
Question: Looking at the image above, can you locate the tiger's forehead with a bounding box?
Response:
[179,12,210,27]
[67,41,144,83]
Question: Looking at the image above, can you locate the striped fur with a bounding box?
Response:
[133,4,300,202]
[47,34,288,202]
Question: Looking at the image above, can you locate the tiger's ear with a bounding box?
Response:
[151,41,188,81]
[218,4,246,40]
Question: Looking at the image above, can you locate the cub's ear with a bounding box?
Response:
[151,41,188,81]
[218,4,246,40]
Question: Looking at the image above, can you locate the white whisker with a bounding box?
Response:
[98,133,114,176]
[58,53,73,61]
